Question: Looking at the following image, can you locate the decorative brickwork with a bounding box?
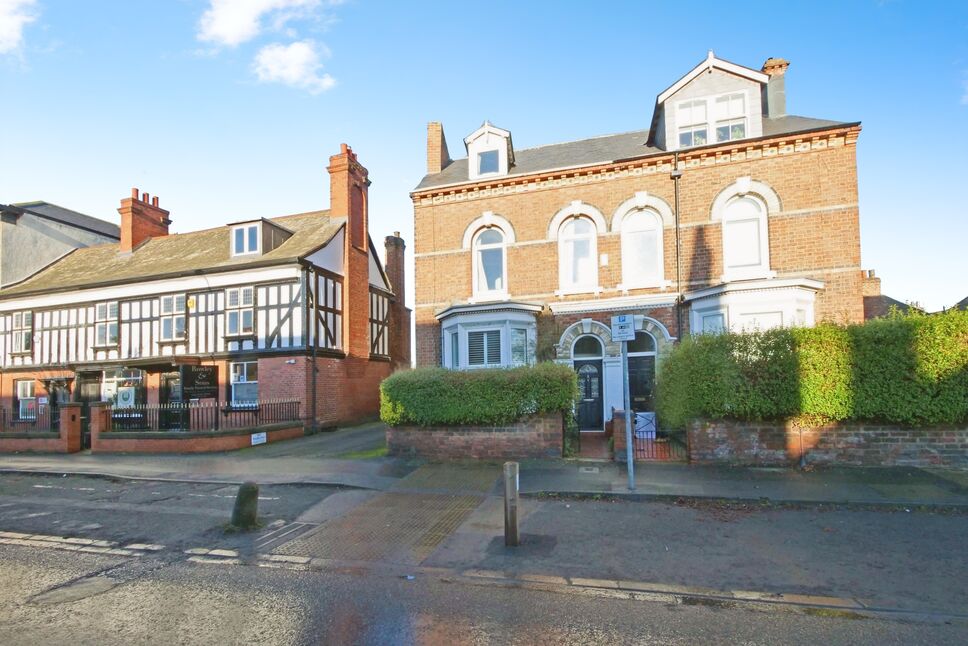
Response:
[386,413,563,460]
[413,124,866,368]
[687,419,968,468]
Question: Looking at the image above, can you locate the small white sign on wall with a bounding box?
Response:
[610,314,636,342]
[250,432,267,446]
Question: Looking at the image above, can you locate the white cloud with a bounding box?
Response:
[198,0,319,47]
[0,0,37,55]
[252,40,335,93]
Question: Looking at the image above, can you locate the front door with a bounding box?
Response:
[628,355,656,413]
[160,372,186,430]
[74,373,102,449]
[574,360,604,430]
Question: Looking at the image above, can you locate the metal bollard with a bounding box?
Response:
[504,461,520,547]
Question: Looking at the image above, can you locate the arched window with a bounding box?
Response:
[573,335,603,358]
[472,227,506,299]
[627,330,656,354]
[721,195,771,281]
[559,217,598,293]
[621,210,664,288]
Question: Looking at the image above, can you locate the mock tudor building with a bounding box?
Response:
[0,144,409,435]
[412,53,872,431]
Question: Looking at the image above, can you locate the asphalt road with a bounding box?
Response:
[1,543,965,646]
[1,472,966,644]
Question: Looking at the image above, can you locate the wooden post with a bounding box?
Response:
[503,461,520,547]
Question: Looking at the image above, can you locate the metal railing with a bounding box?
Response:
[109,399,302,432]
[0,407,55,433]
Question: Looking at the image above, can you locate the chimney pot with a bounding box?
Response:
[152,196,159,207]
[131,187,139,199]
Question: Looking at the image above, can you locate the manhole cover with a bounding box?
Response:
[579,466,600,474]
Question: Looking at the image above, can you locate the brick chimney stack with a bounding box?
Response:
[118,188,171,253]
[426,122,451,175]
[761,57,790,119]
[327,143,371,358]
[384,231,411,368]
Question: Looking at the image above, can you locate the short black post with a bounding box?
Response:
[504,462,520,547]
[231,481,259,529]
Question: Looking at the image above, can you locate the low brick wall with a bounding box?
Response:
[386,413,563,460]
[88,402,305,454]
[0,403,82,454]
[688,419,968,468]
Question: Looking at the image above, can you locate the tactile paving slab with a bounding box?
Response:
[274,492,482,564]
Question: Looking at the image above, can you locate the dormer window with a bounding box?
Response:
[464,122,514,181]
[677,99,708,148]
[478,150,499,175]
[714,93,747,142]
[232,224,260,256]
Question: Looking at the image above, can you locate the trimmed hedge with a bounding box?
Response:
[380,362,578,427]
[657,309,968,428]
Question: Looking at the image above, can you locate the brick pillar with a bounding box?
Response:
[613,410,628,462]
[58,402,82,453]
[89,402,112,453]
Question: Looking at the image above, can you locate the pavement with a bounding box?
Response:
[2,421,967,509]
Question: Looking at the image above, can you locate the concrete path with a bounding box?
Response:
[519,460,968,508]
[2,423,967,507]
[0,422,409,491]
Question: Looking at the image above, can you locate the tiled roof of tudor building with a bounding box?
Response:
[0,209,346,298]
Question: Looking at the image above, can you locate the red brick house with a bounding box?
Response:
[412,53,873,431]
[0,144,409,441]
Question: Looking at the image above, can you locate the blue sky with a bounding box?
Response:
[1,0,966,311]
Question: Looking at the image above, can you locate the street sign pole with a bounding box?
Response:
[622,339,635,490]
[611,314,636,491]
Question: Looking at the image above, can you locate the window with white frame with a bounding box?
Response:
[94,302,119,346]
[558,217,598,293]
[450,331,459,369]
[14,380,36,420]
[621,210,664,288]
[231,224,259,256]
[11,311,33,354]
[478,150,499,175]
[225,287,255,336]
[472,227,506,298]
[714,93,746,142]
[701,313,726,334]
[467,330,501,367]
[230,361,258,406]
[722,196,770,279]
[677,99,708,148]
[160,295,186,341]
[510,328,529,366]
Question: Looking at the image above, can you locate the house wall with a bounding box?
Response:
[413,127,863,367]
[1,212,117,288]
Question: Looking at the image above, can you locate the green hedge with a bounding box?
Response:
[380,362,578,427]
[657,309,968,428]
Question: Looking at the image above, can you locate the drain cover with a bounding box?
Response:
[579,466,600,474]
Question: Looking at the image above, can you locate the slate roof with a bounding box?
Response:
[414,115,857,191]
[0,210,344,299]
[13,201,120,239]
[954,296,968,311]
[864,294,920,320]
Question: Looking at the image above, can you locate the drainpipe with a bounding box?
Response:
[671,152,683,339]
